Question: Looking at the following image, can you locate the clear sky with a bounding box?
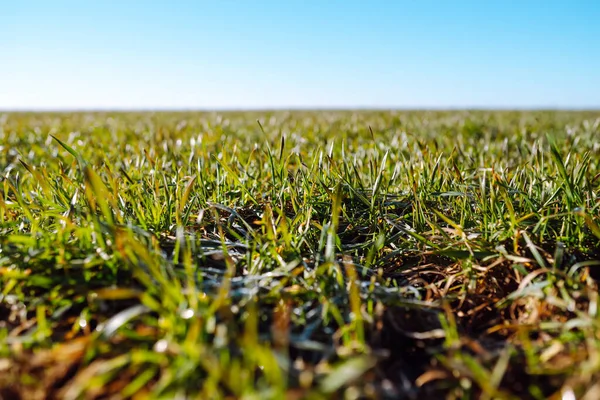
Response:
[1,1,599,110]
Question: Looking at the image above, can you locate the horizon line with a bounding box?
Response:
[2,106,600,113]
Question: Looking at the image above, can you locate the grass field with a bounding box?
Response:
[1,110,600,399]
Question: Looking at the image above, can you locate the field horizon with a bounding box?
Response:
[3,107,600,113]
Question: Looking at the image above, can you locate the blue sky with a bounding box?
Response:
[1,1,599,110]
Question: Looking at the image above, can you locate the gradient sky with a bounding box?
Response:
[1,1,599,110]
